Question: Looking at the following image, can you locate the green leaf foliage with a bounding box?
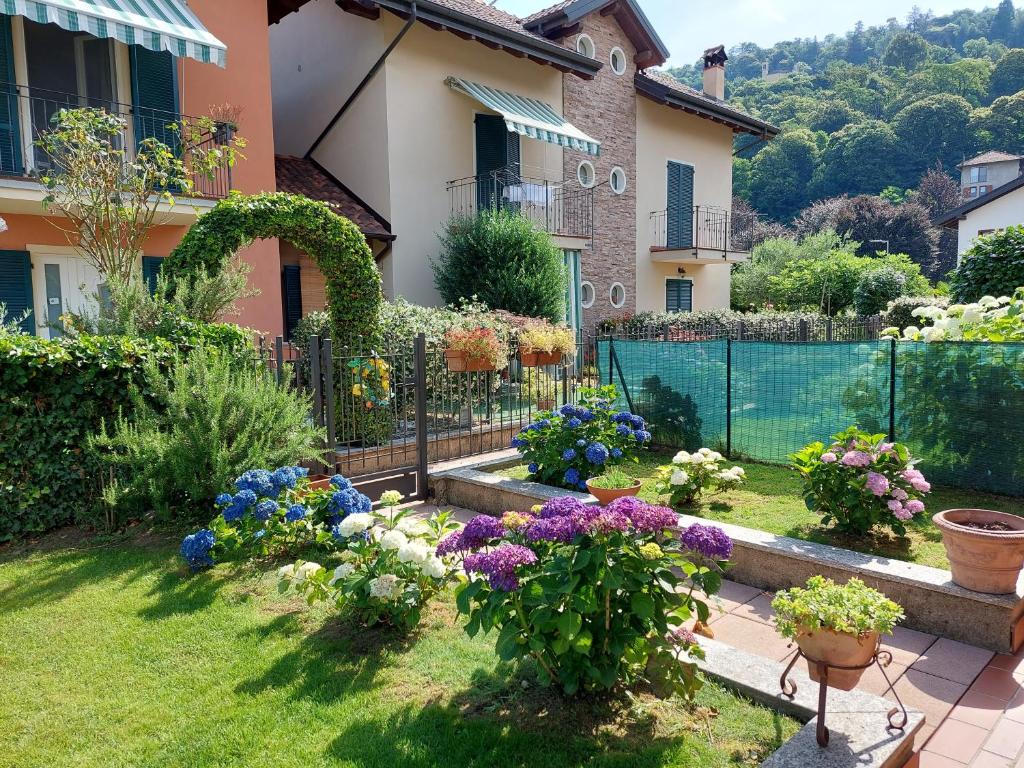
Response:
[772,576,905,639]
[950,225,1024,302]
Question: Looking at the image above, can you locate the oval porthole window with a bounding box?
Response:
[610,46,627,75]
[581,281,595,308]
[577,160,596,188]
[609,166,627,195]
[576,34,596,59]
[609,282,626,308]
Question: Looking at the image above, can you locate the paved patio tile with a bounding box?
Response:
[989,650,1024,677]
[728,591,775,624]
[884,626,938,667]
[983,718,1024,760]
[948,690,1011,730]
[912,638,994,686]
[919,747,970,766]
[1004,689,1024,723]
[925,719,990,764]
[715,578,761,610]
[707,614,794,661]
[970,751,1014,768]
[890,669,970,729]
[970,668,1024,703]
[859,659,907,697]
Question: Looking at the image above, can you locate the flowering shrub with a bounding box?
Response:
[444,326,508,369]
[518,321,576,355]
[655,448,745,506]
[450,496,731,698]
[512,385,651,491]
[881,289,1024,343]
[278,490,457,629]
[179,467,373,570]
[790,426,930,537]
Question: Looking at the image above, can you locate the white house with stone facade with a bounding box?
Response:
[269,0,777,334]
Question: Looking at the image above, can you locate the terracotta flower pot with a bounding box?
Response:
[520,349,563,367]
[933,509,1024,594]
[585,479,642,505]
[536,398,556,411]
[444,348,495,373]
[795,627,879,691]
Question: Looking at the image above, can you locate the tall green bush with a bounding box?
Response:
[89,348,323,521]
[950,225,1024,302]
[854,266,908,315]
[432,209,567,322]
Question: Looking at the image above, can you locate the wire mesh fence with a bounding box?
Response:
[596,334,1024,497]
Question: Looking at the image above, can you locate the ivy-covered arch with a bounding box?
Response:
[163,192,382,343]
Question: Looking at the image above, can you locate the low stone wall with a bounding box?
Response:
[430,461,1024,654]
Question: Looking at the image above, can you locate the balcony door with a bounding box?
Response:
[23,19,117,170]
[666,161,694,250]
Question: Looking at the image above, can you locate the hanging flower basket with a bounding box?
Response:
[520,349,563,367]
[443,327,506,373]
[518,322,576,367]
[444,348,496,373]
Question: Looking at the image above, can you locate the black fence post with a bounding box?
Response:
[414,333,429,500]
[726,338,733,458]
[798,319,809,342]
[322,338,336,472]
[309,335,324,430]
[888,337,897,443]
[274,336,284,386]
[607,336,614,386]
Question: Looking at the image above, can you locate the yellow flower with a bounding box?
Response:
[640,543,663,560]
[502,511,533,531]
[351,384,363,396]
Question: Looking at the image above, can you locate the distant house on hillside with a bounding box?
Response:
[957,151,1023,201]
[938,172,1024,261]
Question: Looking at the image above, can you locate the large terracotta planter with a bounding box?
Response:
[586,479,642,505]
[306,474,332,491]
[520,349,563,367]
[933,509,1024,594]
[444,349,495,373]
[795,627,879,691]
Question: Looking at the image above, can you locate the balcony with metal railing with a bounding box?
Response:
[649,205,755,263]
[446,165,593,242]
[0,82,232,200]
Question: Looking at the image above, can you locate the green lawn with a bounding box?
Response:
[499,453,1024,570]
[0,530,797,768]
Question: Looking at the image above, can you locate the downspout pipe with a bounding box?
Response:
[305,2,417,159]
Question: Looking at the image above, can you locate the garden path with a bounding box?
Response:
[708,580,1024,768]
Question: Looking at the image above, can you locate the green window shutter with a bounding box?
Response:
[666,279,692,313]
[0,250,34,334]
[666,162,694,249]
[142,256,164,294]
[0,15,22,175]
[282,265,302,341]
[475,113,517,210]
[131,46,180,150]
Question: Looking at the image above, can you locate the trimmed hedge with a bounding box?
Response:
[0,333,172,539]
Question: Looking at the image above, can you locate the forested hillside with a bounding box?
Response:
[666,1,1024,224]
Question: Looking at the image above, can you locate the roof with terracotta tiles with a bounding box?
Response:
[958,150,1024,168]
[637,69,778,136]
[275,155,394,241]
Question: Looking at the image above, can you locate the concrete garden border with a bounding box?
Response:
[429,459,1024,653]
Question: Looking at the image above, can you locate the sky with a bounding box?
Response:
[494,0,997,64]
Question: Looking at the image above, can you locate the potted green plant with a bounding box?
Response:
[933,509,1024,594]
[209,102,242,146]
[518,322,575,367]
[586,467,642,504]
[772,576,904,691]
[444,327,506,373]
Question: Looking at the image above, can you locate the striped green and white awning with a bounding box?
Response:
[1,0,227,66]
[446,76,600,157]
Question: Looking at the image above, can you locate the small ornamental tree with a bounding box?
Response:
[432,209,567,322]
[37,108,244,288]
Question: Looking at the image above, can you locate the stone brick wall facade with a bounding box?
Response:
[561,11,638,329]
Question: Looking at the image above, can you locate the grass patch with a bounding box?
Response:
[498,453,1024,570]
[0,529,797,768]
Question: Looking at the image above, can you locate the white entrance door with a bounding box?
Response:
[31,253,103,338]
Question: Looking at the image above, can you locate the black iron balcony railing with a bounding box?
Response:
[0,82,231,199]
[650,205,756,255]
[447,165,594,240]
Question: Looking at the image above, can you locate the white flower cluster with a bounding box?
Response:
[658,447,745,504]
[368,573,403,600]
[278,561,322,584]
[336,512,374,538]
[890,293,1023,343]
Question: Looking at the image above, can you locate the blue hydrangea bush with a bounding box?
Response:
[179,467,374,570]
[512,385,651,491]
[277,491,459,630]
[447,496,732,698]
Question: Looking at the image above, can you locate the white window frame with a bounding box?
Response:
[609,46,627,75]
[609,282,626,308]
[609,166,627,195]
[577,160,596,189]
[575,34,596,59]
[581,280,595,308]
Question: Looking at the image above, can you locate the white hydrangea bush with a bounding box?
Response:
[883,289,1024,343]
[655,448,746,506]
[278,490,458,629]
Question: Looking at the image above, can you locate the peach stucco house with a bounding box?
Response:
[0,0,292,338]
[269,0,777,334]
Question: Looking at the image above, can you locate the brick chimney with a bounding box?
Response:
[702,45,727,100]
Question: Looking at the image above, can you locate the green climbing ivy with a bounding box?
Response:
[163,192,382,343]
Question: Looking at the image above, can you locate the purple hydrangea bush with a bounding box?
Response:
[791,426,931,537]
[450,496,732,698]
[179,467,372,570]
[511,385,651,492]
